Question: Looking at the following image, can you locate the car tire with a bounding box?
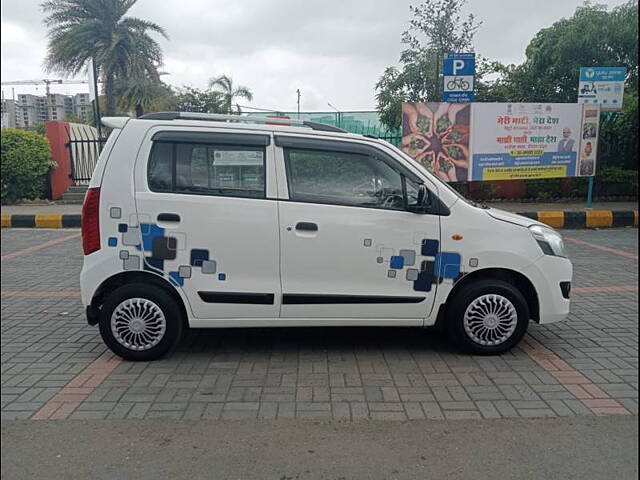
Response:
[446,279,529,355]
[98,283,183,361]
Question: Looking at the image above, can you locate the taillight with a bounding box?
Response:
[82,187,101,255]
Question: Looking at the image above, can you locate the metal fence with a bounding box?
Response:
[374,133,402,148]
[66,123,105,184]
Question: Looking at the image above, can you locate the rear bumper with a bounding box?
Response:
[522,255,573,324]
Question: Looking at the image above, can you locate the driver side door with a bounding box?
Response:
[277,137,441,320]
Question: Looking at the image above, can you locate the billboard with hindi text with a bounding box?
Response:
[401,102,595,181]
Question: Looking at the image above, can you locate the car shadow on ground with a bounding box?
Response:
[176,326,458,356]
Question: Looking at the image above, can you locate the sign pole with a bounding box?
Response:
[578,67,626,209]
[586,176,594,209]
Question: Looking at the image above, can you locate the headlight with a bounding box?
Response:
[529,225,567,258]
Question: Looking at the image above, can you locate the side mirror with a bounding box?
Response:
[417,184,428,207]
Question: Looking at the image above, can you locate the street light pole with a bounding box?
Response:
[296,89,301,119]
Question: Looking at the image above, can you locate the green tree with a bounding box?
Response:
[65,113,94,126]
[480,1,638,169]
[114,69,176,117]
[208,74,253,114]
[24,122,47,136]
[41,0,168,116]
[509,1,637,103]
[1,129,55,203]
[175,86,224,113]
[375,0,481,130]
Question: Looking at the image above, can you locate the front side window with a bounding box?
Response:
[284,148,405,210]
[148,141,265,198]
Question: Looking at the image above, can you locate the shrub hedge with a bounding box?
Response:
[455,167,638,202]
[1,129,56,203]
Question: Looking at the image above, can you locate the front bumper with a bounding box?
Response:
[86,305,100,326]
[522,255,573,324]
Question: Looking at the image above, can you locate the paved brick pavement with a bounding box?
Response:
[1,228,637,421]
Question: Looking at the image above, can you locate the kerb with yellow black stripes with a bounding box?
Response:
[1,210,637,229]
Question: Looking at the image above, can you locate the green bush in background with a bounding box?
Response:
[456,167,638,202]
[1,129,56,203]
[524,168,638,200]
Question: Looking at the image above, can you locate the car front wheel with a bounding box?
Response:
[447,279,530,355]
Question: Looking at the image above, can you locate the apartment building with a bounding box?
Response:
[2,92,92,129]
[15,94,48,127]
[1,99,17,129]
[72,93,91,123]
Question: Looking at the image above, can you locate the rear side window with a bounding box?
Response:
[148,141,266,199]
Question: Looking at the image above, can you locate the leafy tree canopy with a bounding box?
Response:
[377,0,638,133]
[41,0,168,115]
[208,74,254,114]
[174,86,224,114]
[507,0,638,103]
[376,0,480,131]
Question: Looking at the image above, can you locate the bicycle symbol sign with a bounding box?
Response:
[443,53,475,102]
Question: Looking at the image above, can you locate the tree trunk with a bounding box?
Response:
[104,72,117,116]
[135,104,144,118]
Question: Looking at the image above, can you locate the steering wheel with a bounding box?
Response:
[351,180,375,197]
[381,194,404,209]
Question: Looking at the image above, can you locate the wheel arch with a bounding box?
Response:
[87,270,189,327]
[435,267,540,328]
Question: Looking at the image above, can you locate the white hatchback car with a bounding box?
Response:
[80,112,572,361]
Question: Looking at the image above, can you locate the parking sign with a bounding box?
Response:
[443,53,475,102]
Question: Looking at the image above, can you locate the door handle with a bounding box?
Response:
[157,213,180,222]
[295,222,318,231]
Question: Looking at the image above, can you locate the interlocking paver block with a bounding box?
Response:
[1,228,638,421]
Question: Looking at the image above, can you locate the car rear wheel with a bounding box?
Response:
[447,279,529,355]
[98,283,183,361]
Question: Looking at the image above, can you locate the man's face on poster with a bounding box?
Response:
[585,142,592,155]
[563,128,571,139]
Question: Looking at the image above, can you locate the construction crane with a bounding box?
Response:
[1,79,88,97]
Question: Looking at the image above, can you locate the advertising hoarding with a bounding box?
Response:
[402,102,471,182]
[401,102,594,181]
[470,103,583,181]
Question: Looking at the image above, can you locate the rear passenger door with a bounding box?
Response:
[133,128,281,320]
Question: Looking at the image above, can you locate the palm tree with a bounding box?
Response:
[114,67,175,117]
[41,0,168,115]
[208,74,253,114]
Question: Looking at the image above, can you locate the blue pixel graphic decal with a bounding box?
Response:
[190,249,209,267]
[111,210,229,288]
[366,236,464,292]
[435,252,462,279]
[390,255,405,269]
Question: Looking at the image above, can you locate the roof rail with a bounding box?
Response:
[137,112,348,133]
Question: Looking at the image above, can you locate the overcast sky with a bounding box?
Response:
[0,0,628,111]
